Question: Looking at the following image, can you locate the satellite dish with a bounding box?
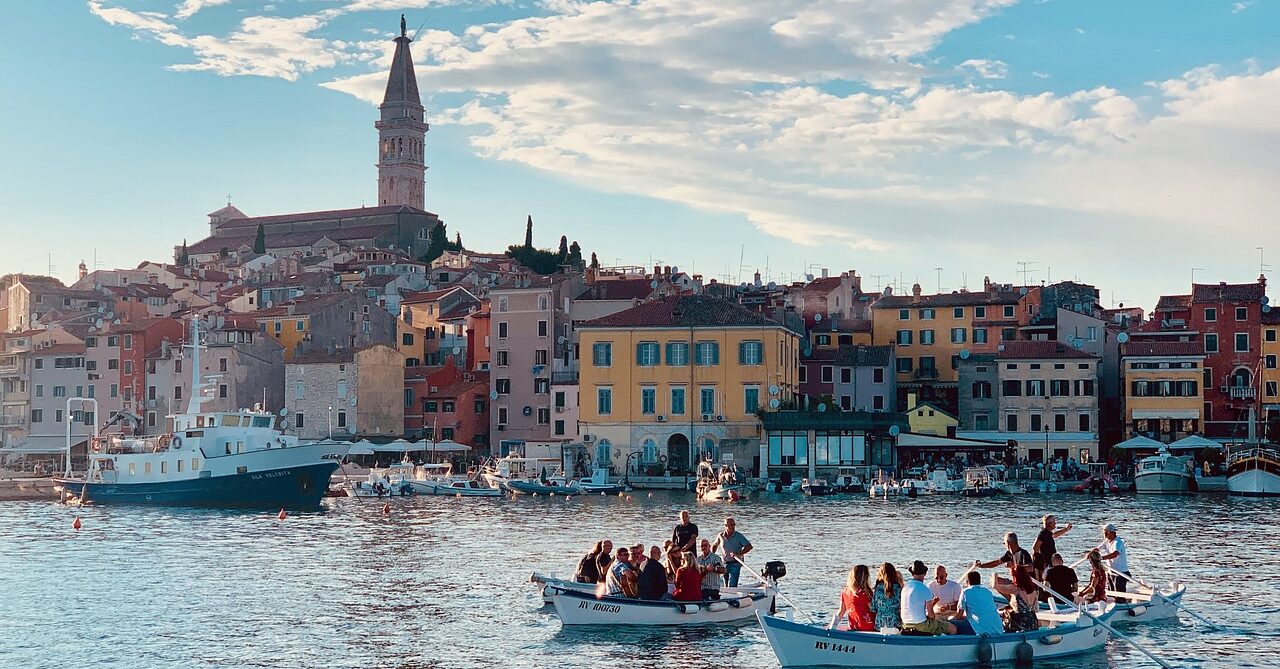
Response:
[97,306,105,313]
[959,349,971,360]
[805,274,814,282]
[739,283,749,290]
[279,407,289,416]
[452,347,462,355]
[814,313,823,322]
[817,403,828,413]
[95,319,104,328]
[1264,304,1272,314]
[1262,295,1270,306]
[1071,337,1084,348]
[557,335,567,344]
[522,406,533,416]
[1019,287,1029,295]
[767,282,777,290]
[671,266,678,274]
[889,425,901,437]
[489,390,499,400]
[802,346,812,356]
[769,398,781,409]
[113,319,121,325]
[650,280,658,289]
[333,276,342,284]
[768,384,780,395]
[1116,332,1130,344]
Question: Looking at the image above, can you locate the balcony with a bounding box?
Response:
[551,371,579,385]
[1227,386,1257,400]
[0,415,27,428]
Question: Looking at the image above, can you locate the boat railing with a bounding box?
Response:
[98,435,174,455]
[1227,446,1280,465]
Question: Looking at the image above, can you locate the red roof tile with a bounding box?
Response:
[1121,341,1204,357]
[576,278,657,301]
[579,295,783,329]
[995,340,1098,360]
[215,204,433,229]
[1192,282,1265,304]
[873,291,1022,309]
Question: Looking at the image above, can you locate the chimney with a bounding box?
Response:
[754,270,762,287]
[821,268,829,279]
[78,261,88,281]
[664,266,671,277]
[911,283,922,299]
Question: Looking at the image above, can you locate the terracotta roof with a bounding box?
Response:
[994,340,1099,360]
[836,344,893,367]
[1154,294,1191,311]
[33,343,86,356]
[402,287,464,304]
[803,276,844,292]
[579,295,783,329]
[1192,281,1266,304]
[873,291,1022,309]
[215,204,432,230]
[1121,341,1204,357]
[576,278,656,301]
[189,223,404,255]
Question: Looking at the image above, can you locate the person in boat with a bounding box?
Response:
[973,532,1032,576]
[672,510,699,554]
[901,560,957,635]
[1091,522,1131,601]
[595,542,615,583]
[990,553,1040,633]
[605,547,637,598]
[575,540,609,583]
[695,538,726,601]
[711,516,753,587]
[672,551,703,602]
[663,541,682,581]
[1044,552,1079,603]
[832,564,876,631]
[638,545,669,600]
[1032,515,1073,580]
[870,562,904,630]
[954,570,1004,636]
[1077,549,1109,604]
[928,564,962,615]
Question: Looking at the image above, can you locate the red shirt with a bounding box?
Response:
[842,588,875,631]
[673,566,703,601]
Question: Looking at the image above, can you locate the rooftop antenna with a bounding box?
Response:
[46,253,56,277]
[934,267,943,293]
[410,15,430,41]
[870,274,889,289]
[736,244,746,285]
[1258,246,1271,278]
[961,272,968,291]
[1191,267,1205,285]
[1016,260,1039,286]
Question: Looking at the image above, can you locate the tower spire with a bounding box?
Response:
[376,16,428,209]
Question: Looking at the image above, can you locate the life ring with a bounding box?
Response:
[171,436,183,449]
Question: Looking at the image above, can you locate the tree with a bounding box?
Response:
[421,223,448,263]
[454,232,463,249]
[178,239,189,266]
[524,215,534,250]
[590,252,600,269]
[568,241,583,268]
[253,223,266,254]
[557,235,569,261]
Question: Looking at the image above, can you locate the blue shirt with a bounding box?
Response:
[958,585,1004,636]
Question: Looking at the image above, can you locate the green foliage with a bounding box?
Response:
[506,244,564,275]
[253,224,266,254]
[590,252,600,269]
[568,241,583,268]
[178,239,189,266]
[524,215,534,249]
[420,223,451,263]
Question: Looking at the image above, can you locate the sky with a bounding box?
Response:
[1,1,1278,310]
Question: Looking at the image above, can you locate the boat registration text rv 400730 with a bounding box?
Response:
[579,601,622,613]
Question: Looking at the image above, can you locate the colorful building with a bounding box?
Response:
[576,295,800,476]
[255,292,395,362]
[1120,341,1206,442]
[1263,308,1279,435]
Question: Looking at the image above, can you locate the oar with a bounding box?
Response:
[738,559,822,625]
[1099,562,1219,629]
[1030,576,1173,669]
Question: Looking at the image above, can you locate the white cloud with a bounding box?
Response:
[1232,1,1253,13]
[88,1,174,33]
[174,0,233,20]
[958,58,1008,79]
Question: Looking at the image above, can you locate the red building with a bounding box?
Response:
[115,318,184,417]
[465,304,490,372]
[424,374,490,452]
[403,359,464,437]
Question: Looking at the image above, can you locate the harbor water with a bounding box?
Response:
[1,492,1276,668]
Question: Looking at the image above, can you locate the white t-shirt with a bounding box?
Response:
[929,579,963,608]
[900,579,932,624]
[957,585,1004,636]
[1097,536,1129,572]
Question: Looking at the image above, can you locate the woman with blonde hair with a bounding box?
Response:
[1078,549,1109,604]
[870,562,904,629]
[832,564,876,631]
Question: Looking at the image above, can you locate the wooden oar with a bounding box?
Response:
[738,559,822,625]
[1029,576,1173,669]
[1099,563,1219,629]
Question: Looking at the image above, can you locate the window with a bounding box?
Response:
[897,358,913,373]
[402,332,414,346]
[815,334,831,346]
[1026,380,1045,396]
[404,388,414,408]
[219,384,228,398]
[497,296,508,312]
[640,387,656,414]
[108,359,119,370]
[496,350,509,367]
[34,385,43,398]
[1054,414,1067,431]
[739,341,764,365]
[670,387,686,415]
[123,334,133,350]
[295,320,305,331]
[537,320,548,337]
[1267,354,1278,369]
[768,430,808,466]
[953,307,964,318]
[474,398,486,414]
[554,420,566,436]
[1075,379,1096,396]
[975,306,987,318]
[1086,326,1098,342]
[597,387,612,415]
[695,341,719,366]
[536,408,550,425]
[1003,305,1015,318]
[123,361,133,375]
[898,309,910,320]
[821,366,833,383]
[336,411,347,428]
[1050,380,1070,396]
[896,330,913,346]
[873,368,885,383]
[841,395,852,410]
[1030,414,1043,431]
[110,384,118,398]
[1235,333,1249,353]
[950,328,966,344]
[973,328,988,344]
[699,387,715,415]
[54,386,67,398]
[554,391,566,409]
[1236,307,1248,321]
[1204,333,1218,353]
[497,322,508,339]
[920,308,935,320]
[1079,413,1092,432]
[337,382,348,399]
[538,295,549,311]
[920,330,935,345]
[1001,380,1021,396]
[972,381,992,399]
[146,412,155,427]
[31,409,43,423]
[744,386,760,413]
[592,342,612,367]
[1005,414,1018,431]
[534,349,549,366]
[873,395,885,410]
[798,366,807,383]
[919,356,936,372]
[495,378,511,395]
[1204,307,1217,322]
[666,342,689,366]
[497,407,508,425]
[636,342,660,366]
[840,367,852,384]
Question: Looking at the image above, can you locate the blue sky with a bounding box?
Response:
[1,1,1277,308]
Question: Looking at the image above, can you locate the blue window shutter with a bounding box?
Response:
[636,343,643,365]
[739,341,747,364]
[713,343,720,365]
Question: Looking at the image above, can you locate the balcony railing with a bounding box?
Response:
[1227,386,1257,400]
[552,371,579,385]
[0,416,27,427]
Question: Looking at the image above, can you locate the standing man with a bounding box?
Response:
[712,516,753,587]
[1032,515,1073,579]
[973,532,1032,571]
[1092,522,1131,601]
[672,509,699,554]
[928,565,962,614]
[695,539,726,601]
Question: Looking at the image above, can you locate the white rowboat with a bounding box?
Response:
[531,573,771,605]
[548,585,772,626]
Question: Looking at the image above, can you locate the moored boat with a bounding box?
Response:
[347,462,416,497]
[960,467,998,497]
[508,478,578,495]
[1227,445,1280,497]
[573,468,626,494]
[832,468,865,494]
[531,573,771,605]
[1134,448,1196,494]
[801,478,832,496]
[756,605,1112,668]
[547,584,772,626]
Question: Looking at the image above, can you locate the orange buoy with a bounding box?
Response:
[72,516,82,530]
[626,495,633,501]
[277,508,287,520]
[617,492,624,498]
[381,502,391,515]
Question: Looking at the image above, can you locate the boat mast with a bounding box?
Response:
[184,317,210,415]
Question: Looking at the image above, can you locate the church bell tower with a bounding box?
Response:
[376,15,428,209]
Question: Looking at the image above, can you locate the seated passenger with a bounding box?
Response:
[638,545,668,600]
[1044,553,1079,603]
[832,564,876,631]
[990,554,1041,632]
[954,570,1003,636]
[900,560,958,635]
[1078,550,1109,604]
[673,551,703,602]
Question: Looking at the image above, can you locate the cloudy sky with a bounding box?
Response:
[2,1,1277,308]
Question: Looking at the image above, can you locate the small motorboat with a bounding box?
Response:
[695,461,751,501]
[1003,582,1186,623]
[347,463,416,497]
[573,468,627,495]
[960,467,999,497]
[508,478,578,496]
[757,603,1114,668]
[867,475,901,498]
[421,478,502,497]
[801,478,832,496]
[767,479,802,493]
[1135,448,1196,494]
[547,584,773,626]
[832,468,865,494]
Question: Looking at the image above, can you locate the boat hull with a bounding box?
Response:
[1227,463,1280,497]
[699,484,751,501]
[1134,471,1192,494]
[802,484,832,496]
[756,611,1109,668]
[549,585,769,626]
[54,461,339,509]
[508,480,579,495]
[407,480,502,496]
[533,574,770,605]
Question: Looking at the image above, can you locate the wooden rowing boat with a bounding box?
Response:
[546,584,773,626]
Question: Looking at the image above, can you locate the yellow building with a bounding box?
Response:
[903,392,959,436]
[1120,340,1206,441]
[1264,312,1279,419]
[255,309,311,362]
[577,295,800,476]
[397,286,479,366]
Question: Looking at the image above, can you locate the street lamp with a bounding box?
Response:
[327,405,333,439]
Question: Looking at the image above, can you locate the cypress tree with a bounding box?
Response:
[568,241,583,267]
[557,235,569,261]
[524,215,534,250]
[590,252,600,269]
[253,223,266,254]
[178,239,189,266]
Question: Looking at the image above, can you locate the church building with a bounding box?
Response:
[186,17,441,264]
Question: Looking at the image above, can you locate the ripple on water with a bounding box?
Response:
[0,493,1276,668]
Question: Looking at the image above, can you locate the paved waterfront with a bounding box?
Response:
[0,492,1276,668]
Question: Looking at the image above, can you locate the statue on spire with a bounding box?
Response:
[400,14,407,38]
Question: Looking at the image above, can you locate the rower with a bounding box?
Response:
[1090,522,1131,602]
